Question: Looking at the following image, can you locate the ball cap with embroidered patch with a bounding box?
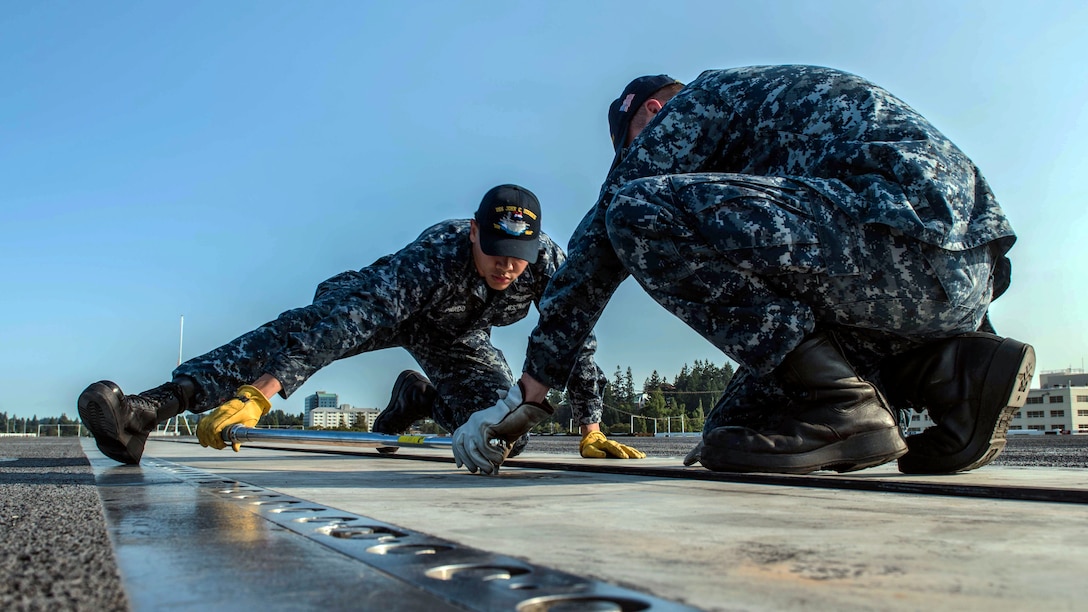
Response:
[608,74,683,153]
[475,184,542,263]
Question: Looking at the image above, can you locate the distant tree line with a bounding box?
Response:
[540,360,734,435]
[256,409,306,428]
[0,409,308,437]
[1,412,83,436]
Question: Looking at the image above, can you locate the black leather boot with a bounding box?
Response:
[77,377,198,465]
[697,332,907,474]
[372,371,436,435]
[881,332,1035,474]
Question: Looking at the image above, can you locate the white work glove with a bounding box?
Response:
[452,383,554,475]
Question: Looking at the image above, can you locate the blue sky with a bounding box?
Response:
[2,1,1086,420]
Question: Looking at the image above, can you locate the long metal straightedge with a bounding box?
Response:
[218,427,1088,506]
[224,425,452,449]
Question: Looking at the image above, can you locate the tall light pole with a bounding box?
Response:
[178,315,184,367]
[164,315,193,436]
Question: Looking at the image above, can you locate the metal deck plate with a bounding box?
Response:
[91,450,696,611]
[89,439,1088,611]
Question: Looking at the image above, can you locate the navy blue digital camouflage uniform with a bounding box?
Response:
[175,220,607,435]
[525,65,1016,431]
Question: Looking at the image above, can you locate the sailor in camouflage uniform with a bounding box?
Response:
[453,66,1035,476]
[78,184,643,465]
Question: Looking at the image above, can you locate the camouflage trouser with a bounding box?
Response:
[173,299,515,436]
[603,173,995,431]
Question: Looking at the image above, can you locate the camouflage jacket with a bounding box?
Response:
[526,65,1017,389]
[265,219,605,422]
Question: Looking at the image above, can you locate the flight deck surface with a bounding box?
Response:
[83,437,1088,611]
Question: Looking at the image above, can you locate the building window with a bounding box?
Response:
[1077,395,1088,402]
[1026,397,1044,404]
[1049,395,1065,403]
[1026,410,1045,419]
[1051,410,1065,418]
[1078,410,1088,417]
[1009,425,1022,430]
[1052,425,1065,431]
[1028,425,1046,431]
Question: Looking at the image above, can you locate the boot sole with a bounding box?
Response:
[701,426,908,475]
[77,381,144,465]
[898,338,1035,474]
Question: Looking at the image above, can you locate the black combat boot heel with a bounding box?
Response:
[886,333,1035,474]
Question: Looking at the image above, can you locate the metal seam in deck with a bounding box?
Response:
[127,456,699,611]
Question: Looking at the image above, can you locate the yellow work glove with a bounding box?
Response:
[196,385,272,452]
[579,431,646,459]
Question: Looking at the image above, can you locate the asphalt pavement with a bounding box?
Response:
[0,437,127,611]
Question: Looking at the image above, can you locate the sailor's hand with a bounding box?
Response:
[453,384,554,475]
[580,431,646,459]
[197,385,271,451]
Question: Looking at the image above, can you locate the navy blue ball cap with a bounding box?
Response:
[475,184,542,263]
[607,74,683,153]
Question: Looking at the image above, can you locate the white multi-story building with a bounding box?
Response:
[1010,368,1088,434]
[341,404,380,432]
[303,391,339,422]
[306,405,380,430]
